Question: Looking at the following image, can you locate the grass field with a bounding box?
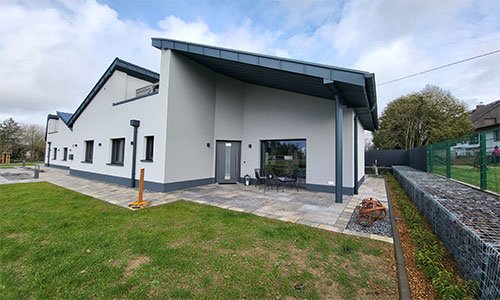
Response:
[0,182,397,299]
[432,164,499,193]
[0,162,43,169]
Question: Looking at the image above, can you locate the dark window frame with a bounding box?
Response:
[62,147,68,161]
[84,140,94,163]
[260,139,307,178]
[144,136,154,161]
[110,138,125,165]
[53,148,57,160]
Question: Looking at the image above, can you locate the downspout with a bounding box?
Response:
[130,119,140,187]
[47,142,51,167]
[354,115,359,194]
[335,95,343,203]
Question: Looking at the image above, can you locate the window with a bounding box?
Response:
[63,147,68,161]
[261,140,306,179]
[84,140,94,163]
[111,138,125,165]
[495,129,500,142]
[53,148,57,160]
[144,136,154,161]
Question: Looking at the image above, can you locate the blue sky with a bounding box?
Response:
[0,0,499,126]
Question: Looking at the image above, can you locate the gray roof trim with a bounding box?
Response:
[67,58,159,128]
[152,38,378,130]
[45,114,59,141]
[112,91,159,106]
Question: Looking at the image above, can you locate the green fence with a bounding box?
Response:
[427,128,500,193]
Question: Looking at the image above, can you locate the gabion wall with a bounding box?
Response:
[393,166,499,300]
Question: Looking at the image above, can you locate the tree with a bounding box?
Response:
[21,124,46,161]
[373,85,474,150]
[0,118,23,159]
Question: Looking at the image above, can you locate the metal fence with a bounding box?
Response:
[365,145,427,172]
[427,128,500,193]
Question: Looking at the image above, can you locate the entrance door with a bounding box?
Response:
[216,141,241,183]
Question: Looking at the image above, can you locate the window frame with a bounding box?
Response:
[62,147,68,161]
[143,136,154,162]
[84,140,94,163]
[110,138,125,166]
[53,147,57,160]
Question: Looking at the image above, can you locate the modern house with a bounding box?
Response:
[45,38,378,203]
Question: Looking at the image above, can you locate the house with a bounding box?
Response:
[45,38,378,203]
[471,100,500,132]
[451,100,500,157]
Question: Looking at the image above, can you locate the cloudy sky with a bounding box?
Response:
[1,0,499,126]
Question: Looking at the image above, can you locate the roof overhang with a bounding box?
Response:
[66,58,159,128]
[152,38,378,131]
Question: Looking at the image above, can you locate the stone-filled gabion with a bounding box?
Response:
[393,166,500,300]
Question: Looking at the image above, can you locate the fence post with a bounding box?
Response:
[428,144,433,173]
[480,132,487,190]
[446,141,451,178]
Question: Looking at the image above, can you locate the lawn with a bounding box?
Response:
[0,162,43,169]
[0,182,397,299]
[431,164,499,193]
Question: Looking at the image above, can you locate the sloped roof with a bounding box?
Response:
[470,100,500,129]
[66,58,159,128]
[56,111,73,126]
[152,38,378,131]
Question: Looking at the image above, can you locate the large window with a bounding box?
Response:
[84,141,93,163]
[261,140,306,178]
[144,136,154,161]
[111,138,125,165]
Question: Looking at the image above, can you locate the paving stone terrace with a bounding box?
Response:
[0,166,393,243]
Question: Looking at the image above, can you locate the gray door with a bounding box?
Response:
[215,141,241,183]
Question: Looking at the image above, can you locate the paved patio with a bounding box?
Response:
[0,166,392,243]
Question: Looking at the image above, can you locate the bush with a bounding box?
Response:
[387,174,475,300]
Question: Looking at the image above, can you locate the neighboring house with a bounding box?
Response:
[451,100,500,157]
[45,38,378,203]
[471,99,500,132]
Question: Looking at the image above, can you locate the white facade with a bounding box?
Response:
[46,45,374,195]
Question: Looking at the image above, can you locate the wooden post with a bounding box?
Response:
[138,168,145,203]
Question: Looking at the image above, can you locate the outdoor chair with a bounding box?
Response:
[254,169,266,189]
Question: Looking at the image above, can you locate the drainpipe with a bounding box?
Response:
[335,95,343,203]
[354,115,359,195]
[47,141,51,167]
[130,120,140,187]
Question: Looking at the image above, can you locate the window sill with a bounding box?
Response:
[140,159,154,163]
[107,163,124,167]
[81,161,93,164]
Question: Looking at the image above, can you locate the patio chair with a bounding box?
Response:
[254,169,266,188]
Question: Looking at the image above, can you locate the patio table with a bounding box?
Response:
[275,176,298,192]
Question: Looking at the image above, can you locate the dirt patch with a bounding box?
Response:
[6,233,25,239]
[388,180,439,300]
[124,255,150,277]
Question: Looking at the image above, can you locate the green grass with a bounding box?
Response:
[0,162,43,169]
[431,164,499,193]
[0,182,397,300]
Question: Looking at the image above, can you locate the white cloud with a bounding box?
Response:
[0,1,288,125]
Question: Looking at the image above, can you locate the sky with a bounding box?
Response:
[0,0,499,126]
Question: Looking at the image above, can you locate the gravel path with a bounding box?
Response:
[346,206,393,237]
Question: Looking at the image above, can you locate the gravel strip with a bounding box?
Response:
[346,206,393,237]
